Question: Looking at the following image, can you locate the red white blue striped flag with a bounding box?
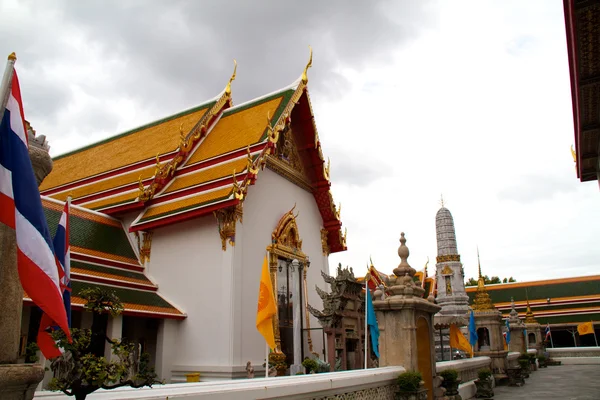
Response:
[0,54,71,358]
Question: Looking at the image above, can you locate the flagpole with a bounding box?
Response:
[265,342,269,378]
[0,53,16,115]
[364,271,369,369]
[592,321,598,347]
[549,324,554,348]
[266,250,270,378]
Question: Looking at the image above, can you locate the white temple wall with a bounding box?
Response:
[145,215,228,369]
[239,168,329,367]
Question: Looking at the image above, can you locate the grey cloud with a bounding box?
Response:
[328,149,392,187]
[497,172,578,203]
[59,0,434,105]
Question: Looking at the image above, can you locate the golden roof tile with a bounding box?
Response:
[163,158,248,195]
[40,103,213,191]
[185,96,284,165]
[50,165,156,202]
[82,191,139,211]
[141,186,233,221]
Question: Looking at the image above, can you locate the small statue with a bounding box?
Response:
[268,365,277,377]
[378,284,386,300]
[245,361,254,379]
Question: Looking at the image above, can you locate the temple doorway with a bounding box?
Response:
[477,327,490,350]
[276,257,305,369]
[417,317,433,400]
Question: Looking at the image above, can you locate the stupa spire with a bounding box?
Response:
[472,250,495,312]
[524,290,538,324]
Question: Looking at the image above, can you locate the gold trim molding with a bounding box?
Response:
[320,228,330,256]
[214,203,243,251]
[266,155,313,192]
[436,254,461,263]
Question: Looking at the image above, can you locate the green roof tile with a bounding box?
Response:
[43,207,137,260]
[71,281,173,309]
[71,260,152,284]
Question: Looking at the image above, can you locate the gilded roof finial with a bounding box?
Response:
[472,247,495,312]
[301,45,313,84]
[477,246,482,279]
[225,59,237,96]
[370,256,374,267]
[571,145,577,163]
[524,289,538,323]
[8,52,16,61]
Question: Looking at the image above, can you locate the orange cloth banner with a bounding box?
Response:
[449,324,472,356]
[577,321,594,336]
[256,256,277,350]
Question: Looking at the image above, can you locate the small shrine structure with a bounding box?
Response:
[524,299,543,356]
[308,265,366,371]
[471,258,508,376]
[507,298,526,354]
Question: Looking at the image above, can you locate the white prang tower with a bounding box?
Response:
[434,202,470,321]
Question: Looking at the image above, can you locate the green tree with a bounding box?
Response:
[465,276,517,286]
[48,287,161,400]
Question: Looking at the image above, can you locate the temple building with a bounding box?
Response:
[564,0,600,185]
[466,275,600,348]
[21,55,348,381]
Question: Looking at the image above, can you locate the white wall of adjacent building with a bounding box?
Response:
[127,168,334,381]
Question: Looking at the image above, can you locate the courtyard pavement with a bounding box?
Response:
[493,364,600,400]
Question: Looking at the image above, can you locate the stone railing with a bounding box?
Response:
[547,347,600,358]
[436,356,492,383]
[507,352,520,368]
[35,366,405,400]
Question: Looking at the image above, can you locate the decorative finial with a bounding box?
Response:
[8,52,16,61]
[370,255,373,267]
[571,145,576,163]
[439,194,445,208]
[425,256,429,270]
[393,232,416,278]
[477,246,482,278]
[225,59,237,96]
[301,45,313,84]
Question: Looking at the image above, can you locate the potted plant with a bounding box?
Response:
[439,369,461,397]
[302,358,318,374]
[475,368,494,398]
[517,355,530,378]
[396,371,427,400]
[537,355,547,368]
[528,353,537,371]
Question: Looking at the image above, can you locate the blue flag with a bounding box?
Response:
[505,318,511,344]
[469,311,478,349]
[366,287,380,358]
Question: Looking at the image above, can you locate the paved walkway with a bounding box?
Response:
[493,364,600,400]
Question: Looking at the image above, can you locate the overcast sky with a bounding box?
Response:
[2,0,598,283]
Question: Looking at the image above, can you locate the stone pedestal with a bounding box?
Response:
[508,325,526,354]
[0,126,53,400]
[473,310,508,375]
[374,233,441,400]
[0,365,45,400]
[525,323,543,356]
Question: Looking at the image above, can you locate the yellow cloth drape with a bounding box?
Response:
[256,256,277,350]
[449,324,472,356]
[577,321,594,336]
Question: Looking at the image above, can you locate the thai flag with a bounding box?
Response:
[545,323,551,340]
[0,60,71,359]
[53,199,71,326]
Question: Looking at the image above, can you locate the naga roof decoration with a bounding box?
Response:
[37,50,346,253]
[466,275,600,326]
[25,197,186,319]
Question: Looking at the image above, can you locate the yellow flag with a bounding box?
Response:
[502,334,508,351]
[577,321,594,336]
[449,324,472,355]
[256,256,277,350]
